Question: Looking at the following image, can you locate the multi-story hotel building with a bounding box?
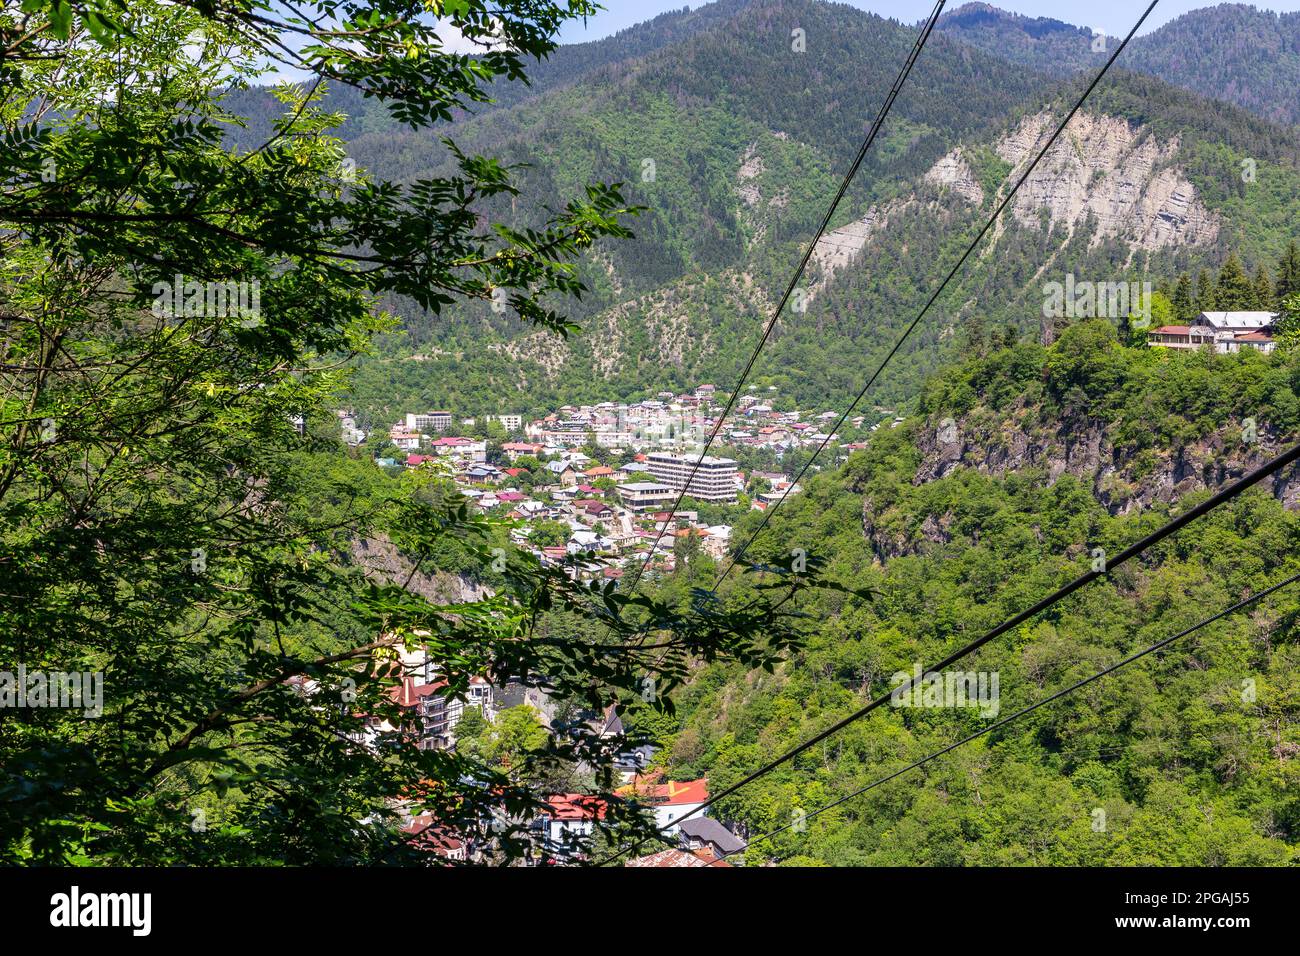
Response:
[406,411,452,433]
[646,452,738,503]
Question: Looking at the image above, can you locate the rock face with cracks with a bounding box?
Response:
[994,111,1220,253]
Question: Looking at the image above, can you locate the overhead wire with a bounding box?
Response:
[705,569,1300,865]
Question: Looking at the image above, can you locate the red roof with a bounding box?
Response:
[406,454,434,466]
[618,774,708,806]
[400,814,465,856]
[1151,325,1190,334]
[386,676,447,708]
[544,794,608,821]
[1236,331,1273,341]
[496,491,525,502]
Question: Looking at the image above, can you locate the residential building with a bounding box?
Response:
[388,427,421,452]
[1148,311,1278,354]
[544,460,577,487]
[617,481,675,512]
[646,452,738,503]
[406,411,452,433]
[501,441,544,461]
[399,814,467,861]
[625,848,729,868]
[617,774,709,833]
[537,794,607,857]
[428,436,487,463]
[677,817,745,862]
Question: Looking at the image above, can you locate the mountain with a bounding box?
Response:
[321,0,1300,425]
[938,3,1300,127]
[934,3,1098,76]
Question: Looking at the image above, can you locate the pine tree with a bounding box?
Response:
[1216,254,1253,310]
[1172,273,1195,321]
[1253,265,1275,311]
[1277,240,1300,301]
[1196,270,1217,313]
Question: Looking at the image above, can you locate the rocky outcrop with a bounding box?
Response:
[735,141,790,248]
[350,534,490,604]
[810,109,1218,296]
[911,411,1300,515]
[861,412,1300,563]
[994,111,1220,253]
[808,198,910,291]
[925,148,986,206]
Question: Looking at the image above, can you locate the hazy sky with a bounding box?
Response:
[558,1,1300,43]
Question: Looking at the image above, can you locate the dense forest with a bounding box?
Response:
[939,3,1300,127]
[635,324,1300,865]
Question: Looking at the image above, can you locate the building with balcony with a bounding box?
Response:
[646,452,738,503]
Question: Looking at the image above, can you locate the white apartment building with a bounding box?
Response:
[406,411,452,433]
[646,452,738,503]
[617,482,676,512]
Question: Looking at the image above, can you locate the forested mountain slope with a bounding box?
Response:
[938,3,1300,127]
[213,2,1300,423]
[343,51,1300,422]
[653,324,1300,865]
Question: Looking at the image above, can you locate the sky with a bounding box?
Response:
[558,1,1300,43]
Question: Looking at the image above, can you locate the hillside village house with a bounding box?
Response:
[501,441,544,461]
[544,460,577,486]
[388,426,421,452]
[537,794,607,857]
[626,847,731,867]
[677,816,745,862]
[1148,311,1278,354]
[428,436,487,463]
[617,481,676,512]
[617,774,709,833]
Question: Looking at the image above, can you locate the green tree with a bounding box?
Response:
[1216,254,1254,310]
[454,705,491,756]
[1274,293,1300,354]
[1196,269,1217,313]
[0,0,814,866]
[476,706,551,785]
[1171,273,1196,322]
[1253,265,1275,311]
[1277,240,1300,301]
[530,520,572,548]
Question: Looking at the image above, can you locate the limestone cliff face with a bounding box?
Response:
[861,412,1300,562]
[806,109,1218,293]
[994,111,1220,253]
[924,149,986,206]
